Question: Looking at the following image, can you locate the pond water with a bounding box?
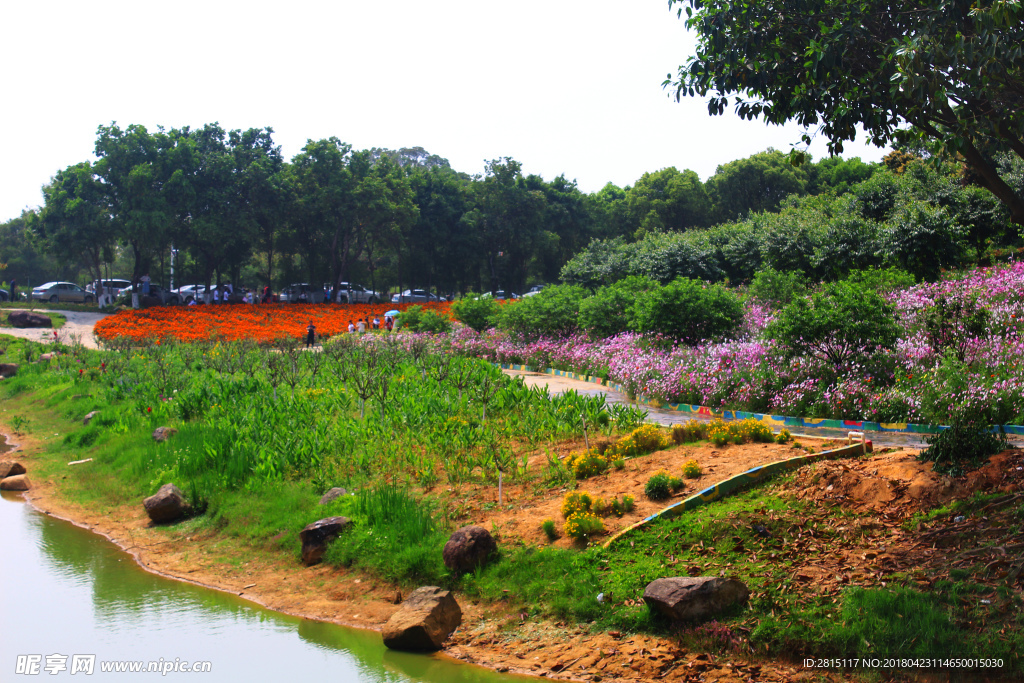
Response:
[0,488,524,682]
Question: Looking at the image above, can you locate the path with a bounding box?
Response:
[501,368,1023,450]
[1,308,108,349]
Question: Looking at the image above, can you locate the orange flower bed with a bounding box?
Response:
[94,302,455,344]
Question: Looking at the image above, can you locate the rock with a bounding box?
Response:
[1,474,31,491]
[6,311,52,328]
[643,576,749,622]
[442,524,497,574]
[318,487,347,505]
[382,586,462,651]
[83,410,100,426]
[0,363,19,378]
[299,516,350,565]
[143,483,191,523]
[38,353,53,362]
[0,460,27,478]
[151,427,178,442]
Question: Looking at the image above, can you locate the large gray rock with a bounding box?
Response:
[382,586,462,652]
[298,516,350,566]
[442,524,497,574]
[0,474,31,491]
[643,576,749,622]
[0,460,27,479]
[143,483,190,523]
[6,311,51,328]
[0,363,18,378]
[318,487,347,505]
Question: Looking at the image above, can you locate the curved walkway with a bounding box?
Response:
[1,309,108,349]
[501,368,1020,450]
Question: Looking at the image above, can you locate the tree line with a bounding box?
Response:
[2,123,913,297]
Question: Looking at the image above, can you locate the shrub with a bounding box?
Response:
[669,475,683,490]
[765,279,900,365]
[610,424,670,458]
[564,511,605,540]
[682,459,702,478]
[620,494,635,512]
[632,277,744,345]
[591,496,607,516]
[560,491,593,518]
[450,295,500,332]
[576,276,656,339]
[672,421,706,443]
[747,267,807,309]
[497,284,587,339]
[397,306,452,333]
[922,295,991,363]
[919,411,1008,476]
[568,449,610,479]
[776,428,792,444]
[645,471,673,501]
[541,519,558,541]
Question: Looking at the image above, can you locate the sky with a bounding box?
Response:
[0,0,890,223]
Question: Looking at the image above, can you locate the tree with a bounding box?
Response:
[93,123,176,287]
[706,150,809,222]
[34,161,116,286]
[766,280,900,365]
[631,277,743,345]
[666,0,1024,224]
[625,167,711,234]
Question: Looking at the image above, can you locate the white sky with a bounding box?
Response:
[0,0,889,222]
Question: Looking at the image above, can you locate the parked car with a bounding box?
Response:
[523,284,546,297]
[391,289,440,303]
[114,284,180,306]
[481,290,518,300]
[280,283,316,303]
[174,284,207,304]
[0,288,8,302]
[31,282,94,304]
[329,282,379,304]
[85,279,131,296]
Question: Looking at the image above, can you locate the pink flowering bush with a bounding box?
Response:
[435,262,1024,426]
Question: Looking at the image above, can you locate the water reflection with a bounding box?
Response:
[1,491,521,682]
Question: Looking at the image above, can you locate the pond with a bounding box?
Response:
[0,483,524,682]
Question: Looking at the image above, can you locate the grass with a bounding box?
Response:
[3,331,1022,677]
[0,301,105,313]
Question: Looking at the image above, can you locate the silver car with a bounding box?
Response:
[31,282,94,304]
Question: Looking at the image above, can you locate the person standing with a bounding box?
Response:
[141,273,151,296]
[384,315,393,332]
[306,321,316,348]
[9,278,16,302]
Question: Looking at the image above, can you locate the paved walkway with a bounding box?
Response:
[501,368,1024,450]
[1,309,108,349]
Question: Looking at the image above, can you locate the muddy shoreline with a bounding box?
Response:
[5,422,864,683]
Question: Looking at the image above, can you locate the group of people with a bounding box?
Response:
[345,315,393,333]
[305,315,395,348]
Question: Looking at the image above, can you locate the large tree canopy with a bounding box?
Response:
[666,0,1024,224]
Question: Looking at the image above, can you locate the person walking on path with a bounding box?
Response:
[306,321,316,348]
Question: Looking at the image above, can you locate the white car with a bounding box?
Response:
[391,289,439,303]
[174,284,207,304]
[331,282,379,304]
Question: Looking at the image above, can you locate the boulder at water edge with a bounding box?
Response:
[143,483,191,523]
[6,311,51,328]
[442,524,497,574]
[0,363,18,378]
[0,460,27,479]
[0,474,31,491]
[382,586,462,652]
[318,487,348,505]
[299,516,350,566]
[643,576,749,622]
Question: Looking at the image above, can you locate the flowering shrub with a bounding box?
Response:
[564,511,605,540]
[568,449,610,479]
[682,459,702,478]
[560,491,593,518]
